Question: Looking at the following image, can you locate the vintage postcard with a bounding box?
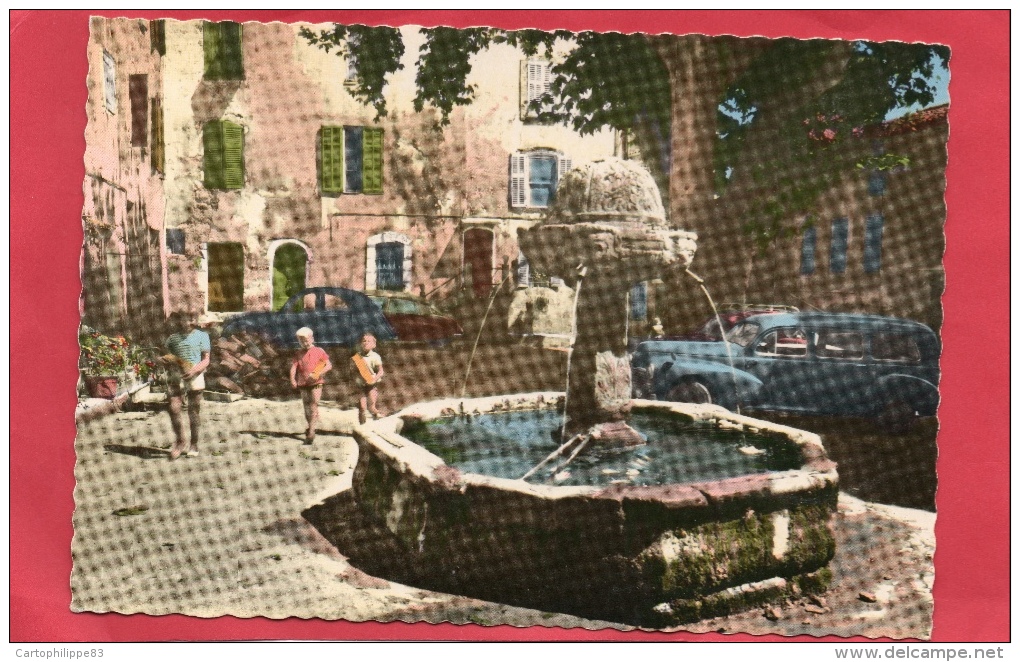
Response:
[68,13,953,638]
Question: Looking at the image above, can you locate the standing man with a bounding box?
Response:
[162,311,211,460]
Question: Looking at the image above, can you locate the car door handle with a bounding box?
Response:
[745,360,758,367]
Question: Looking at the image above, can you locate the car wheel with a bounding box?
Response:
[666,380,713,405]
[878,399,917,435]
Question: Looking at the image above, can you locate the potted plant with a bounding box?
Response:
[79,328,155,398]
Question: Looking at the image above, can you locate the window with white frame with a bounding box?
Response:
[344,35,360,84]
[509,150,571,209]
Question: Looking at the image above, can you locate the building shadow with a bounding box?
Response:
[103,444,168,460]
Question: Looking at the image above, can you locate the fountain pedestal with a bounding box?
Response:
[517,158,697,444]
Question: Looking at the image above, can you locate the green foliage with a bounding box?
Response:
[413,27,495,124]
[857,153,910,171]
[300,25,669,138]
[533,31,672,139]
[299,25,946,250]
[79,327,156,379]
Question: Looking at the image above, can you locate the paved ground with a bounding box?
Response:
[72,396,934,638]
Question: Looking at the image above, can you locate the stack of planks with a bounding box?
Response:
[207,331,291,398]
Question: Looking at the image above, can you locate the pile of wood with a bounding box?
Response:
[207,331,292,398]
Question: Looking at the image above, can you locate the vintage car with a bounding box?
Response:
[366,292,464,345]
[632,312,940,427]
[221,287,396,349]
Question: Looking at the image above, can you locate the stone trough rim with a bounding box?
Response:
[344,391,837,503]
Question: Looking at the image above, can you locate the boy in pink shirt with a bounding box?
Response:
[290,327,332,444]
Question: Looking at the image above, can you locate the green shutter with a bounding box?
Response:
[220,22,243,80]
[363,127,384,194]
[205,22,243,80]
[203,22,222,80]
[319,126,344,194]
[222,121,245,189]
[203,121,225,189]
[150,97,164,173]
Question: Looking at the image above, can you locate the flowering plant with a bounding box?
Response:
[79,328,156,379]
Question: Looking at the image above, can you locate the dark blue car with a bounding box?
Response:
[632,312,940,427]
[221,287,396,350]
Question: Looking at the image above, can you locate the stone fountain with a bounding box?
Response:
[303,159,838,627]
[518,158,697,446]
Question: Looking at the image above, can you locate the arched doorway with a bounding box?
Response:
[271,243,308,311]
[464,227,494,298]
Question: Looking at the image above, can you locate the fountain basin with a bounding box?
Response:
[303,393,838,626]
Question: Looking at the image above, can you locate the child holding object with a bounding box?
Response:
[352,332,384,425]
[290,327,332,444]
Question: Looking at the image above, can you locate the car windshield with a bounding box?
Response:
[724,322,760,347]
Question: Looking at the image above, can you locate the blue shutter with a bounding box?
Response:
[800,226,816,275]
[344,126,364,193]
[830,218,849,274]
[863,214,884,273]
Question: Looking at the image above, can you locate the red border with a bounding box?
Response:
[11,10,1009,642]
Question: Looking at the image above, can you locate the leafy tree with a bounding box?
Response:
[300,26,672,191]
[716,38,949,251]
[300,25,947,249]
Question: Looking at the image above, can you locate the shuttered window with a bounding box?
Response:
[203,120,244,190]
[863,214,884,273]
[203,21,243,80]
[363,128,384,194]
[509,151,571,209]
[319,126,344,193]
[150,97,164,173]
[129,75,148,147]
[800,225,816,275]
[319,125,384,195]
[830,217,850,274]
[103,51,116,113]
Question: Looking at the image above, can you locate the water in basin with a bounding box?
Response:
[405,410,801,487]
